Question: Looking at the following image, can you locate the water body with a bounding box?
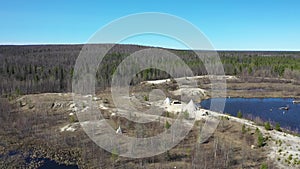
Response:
[37,158,78,169]
[2,151,78,169]
[200,98,300,132]
[25,156,78,169]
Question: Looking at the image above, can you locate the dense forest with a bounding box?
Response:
[0,44,300,97]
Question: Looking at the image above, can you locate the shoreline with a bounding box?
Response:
[200,108,300,169]
[156,75,300,168]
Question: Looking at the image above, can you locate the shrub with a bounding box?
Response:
[69,115,78,123]
[221,116,230,120]
[237,110,243,118]
[278,139,282,146]
[165,111,170,117]
[15,88,22,96]
[143,95,149,101]
[275,123,282,131]
[166,150,171,160]
[257,130,265,147]
[260,163,268,169]
[264,122,272,130]
[111,147,119,162]
[165,121,171,129]
[82,103,86,108]
[242,124,246,134]
[183,110,189,119]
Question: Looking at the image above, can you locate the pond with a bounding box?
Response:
[0,151,78,169]
[200,98,300,132]
[34,158,78,169]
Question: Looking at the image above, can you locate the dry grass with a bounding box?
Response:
[200,77,300,98]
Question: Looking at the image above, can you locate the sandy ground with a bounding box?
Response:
[145,75,237,85]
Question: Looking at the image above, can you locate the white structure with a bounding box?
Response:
[182,100,197,119]
[116,126,122,134]
[164,97,171,105]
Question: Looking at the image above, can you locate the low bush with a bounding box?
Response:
[237,110,243,118]
[264,122,272,130]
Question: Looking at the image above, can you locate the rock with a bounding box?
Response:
[99,104,108,110]
[69,103,76,108]
[51,102,61,109]
[103,99,109,104]
[84,94,92,98]
[92,97,101,101]
[68,103,78,112]
[19,100,27,107]
[28,104,35,109]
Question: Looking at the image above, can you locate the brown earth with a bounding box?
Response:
[1,76,298,168]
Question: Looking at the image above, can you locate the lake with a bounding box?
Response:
[200,98,300,132]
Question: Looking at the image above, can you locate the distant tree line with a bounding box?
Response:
[0,44,300,97]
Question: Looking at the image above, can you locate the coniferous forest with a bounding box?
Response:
[1,44,300,98]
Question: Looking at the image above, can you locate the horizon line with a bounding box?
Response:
[0,42,299,52]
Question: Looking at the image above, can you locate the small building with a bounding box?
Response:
[164,97,171,105]
[116,126,122,134]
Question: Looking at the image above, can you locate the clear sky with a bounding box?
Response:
[0,0,299,50]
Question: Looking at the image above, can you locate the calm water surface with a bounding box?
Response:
[200,98,300,131]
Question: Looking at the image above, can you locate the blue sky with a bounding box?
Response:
[0,0,299,50]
